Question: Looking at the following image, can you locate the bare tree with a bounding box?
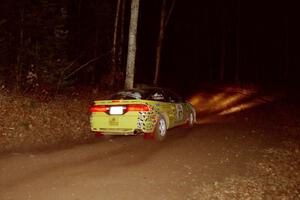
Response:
[124,0,140,89]
[153,0,176,85]
[112,0,122,71]
[219,1,227,82]
[15,7,25,92]
[119,0,126,66]
[284,14,290,81]
[235,0,241,83]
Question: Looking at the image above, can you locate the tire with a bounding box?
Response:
[153,116,167,141]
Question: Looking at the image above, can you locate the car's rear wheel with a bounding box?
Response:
[153,116,167,141]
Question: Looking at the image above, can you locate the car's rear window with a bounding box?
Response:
[108,90,149,100]
[107,88,173,101]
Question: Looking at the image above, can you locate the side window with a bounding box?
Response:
[173,92,183,103]
[164,90,182,103]
[167,94,177,103]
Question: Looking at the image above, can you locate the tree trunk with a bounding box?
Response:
[91,29,99,85]
[153,0,167,86]
[77,0,82,49]
[118,0,126,65]
[124,0,140,89]
[219,1,226,82]
[284,15,289,81]
[108,0,122,88]
[153,0,175,85]
[112,0,122,68]
[220,38,225,82]
[15,7,25,92]
[235,0,241,83]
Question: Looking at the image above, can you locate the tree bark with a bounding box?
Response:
[16,7,25,92]
[220,38,225,82]
[219,1,226,82]
[284,15,289,81]
[112,0,122,68]
[153,0,175,85]
[153,0,167,85]
[124,0,140,89]
[108,0,123,88]
[119,0,126,65]
[235,0,241,83]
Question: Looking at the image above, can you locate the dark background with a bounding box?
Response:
[139,0,300,89]
[0,0,299,93]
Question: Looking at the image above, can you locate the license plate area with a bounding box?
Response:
[109,116,119,126]
[109,106,125,115]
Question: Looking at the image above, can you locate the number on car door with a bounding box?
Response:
[175,103,184,122]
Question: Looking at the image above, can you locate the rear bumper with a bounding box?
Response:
[91,128,139,135]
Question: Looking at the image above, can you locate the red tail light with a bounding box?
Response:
[127,104,150,112]
[90,105,109,112]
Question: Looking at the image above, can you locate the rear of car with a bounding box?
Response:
[90,100,158,135]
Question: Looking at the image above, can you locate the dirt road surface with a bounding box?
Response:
[1,90,300,200]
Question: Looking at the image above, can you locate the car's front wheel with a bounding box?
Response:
[153,116,167,141]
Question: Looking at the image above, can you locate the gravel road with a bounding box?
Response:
[1,90,299,200]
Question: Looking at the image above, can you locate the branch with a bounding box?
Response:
[63,50,112,80]
[164,0,176,29]
[61,55,83,74]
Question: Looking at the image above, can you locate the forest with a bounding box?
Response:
[0,0,299,95]
[1,2,300,199]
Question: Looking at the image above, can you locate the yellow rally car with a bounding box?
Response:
[90,87,196,141]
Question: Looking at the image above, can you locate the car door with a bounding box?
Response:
[163,89,185,126]
[149,90,176,128]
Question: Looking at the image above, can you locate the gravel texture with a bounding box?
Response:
[1,88,300,199]
[190,141,300,200]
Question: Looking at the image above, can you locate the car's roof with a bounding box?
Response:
[118,87,165,93]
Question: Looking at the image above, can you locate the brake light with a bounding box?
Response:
[127,104,150,112]
[90,105,109,112]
